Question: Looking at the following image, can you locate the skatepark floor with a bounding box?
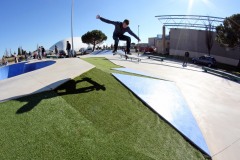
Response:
[0,57,208,160]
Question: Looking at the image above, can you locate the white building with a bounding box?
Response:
[49,37,91,53]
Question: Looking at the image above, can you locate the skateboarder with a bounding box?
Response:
[96,15,141,55]
[66,41,72,57]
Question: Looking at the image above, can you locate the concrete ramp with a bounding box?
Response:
[0,59,94,102]
[113,73,210,156]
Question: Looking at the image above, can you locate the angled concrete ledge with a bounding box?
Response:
[112,73,210,156]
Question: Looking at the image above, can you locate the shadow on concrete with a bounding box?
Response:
[141,61,203,72]
[108,57,203,73]
[16,77,106,114]
[0,79,70,103]
[202,71,240,84]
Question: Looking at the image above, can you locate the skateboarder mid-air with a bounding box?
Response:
[96,15,141,55]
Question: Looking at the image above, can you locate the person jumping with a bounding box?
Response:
[96,15,141,55]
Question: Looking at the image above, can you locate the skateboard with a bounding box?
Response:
[115,52,128,60]
[117,53,141,62]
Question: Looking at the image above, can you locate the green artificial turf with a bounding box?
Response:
[82,57,163,80]
[81,57,122,74]
[0,57,209,160]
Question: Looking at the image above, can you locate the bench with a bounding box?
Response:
[148,55,165,61]
[120,54,142,62]
[46,55,58,59]
[202,66,240,82]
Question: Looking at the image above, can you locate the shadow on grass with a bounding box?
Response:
[56,77,106,95]
[16,77,106,114]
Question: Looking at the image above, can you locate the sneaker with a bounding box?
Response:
[112,50,117,55]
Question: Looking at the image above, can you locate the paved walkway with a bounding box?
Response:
[0,58,94,102]
[82,54,240,160]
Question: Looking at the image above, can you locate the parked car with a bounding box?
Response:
[45,50,53,55]
[59,50,66,58]
[139,46,155,53]
[79,48,93,55]
[79,48,85,53]
[84,48,93,54]
[192,55,217,67]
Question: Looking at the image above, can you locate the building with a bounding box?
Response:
[49,37,91,53]
[149,29,240,66]
[170,28,240,66]
[149,35,170,54]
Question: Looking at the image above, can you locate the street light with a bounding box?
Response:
[71,0,74,56]
[138,25,140,39]
[138,25,140,56]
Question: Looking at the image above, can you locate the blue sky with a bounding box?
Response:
[0,0,239,57]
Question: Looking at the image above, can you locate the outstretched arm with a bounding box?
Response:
[127,28,141,41]
[96,15,117,25]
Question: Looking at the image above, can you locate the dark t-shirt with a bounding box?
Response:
[67,43,71,50]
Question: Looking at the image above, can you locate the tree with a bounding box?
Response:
[18,47,21,55]
[216,14,240,68]
[5,49,9,57]
[81,30,107,51]
[205,18,214,56]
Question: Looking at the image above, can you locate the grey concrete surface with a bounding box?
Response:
[2,52,239,159]
[0,58,94,102]
[84,54,240,160]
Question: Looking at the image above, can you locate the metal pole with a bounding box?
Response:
[71,0,74,57]
[138,25,140,38]
[162,25,166,54]
[138,25,140,56]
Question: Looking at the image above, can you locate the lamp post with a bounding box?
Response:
[71,0,74,56]
[138,25,140,38]
[138,25,140,56]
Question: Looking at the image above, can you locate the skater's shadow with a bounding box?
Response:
[16,77,106,114]
[56,77,106,95]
